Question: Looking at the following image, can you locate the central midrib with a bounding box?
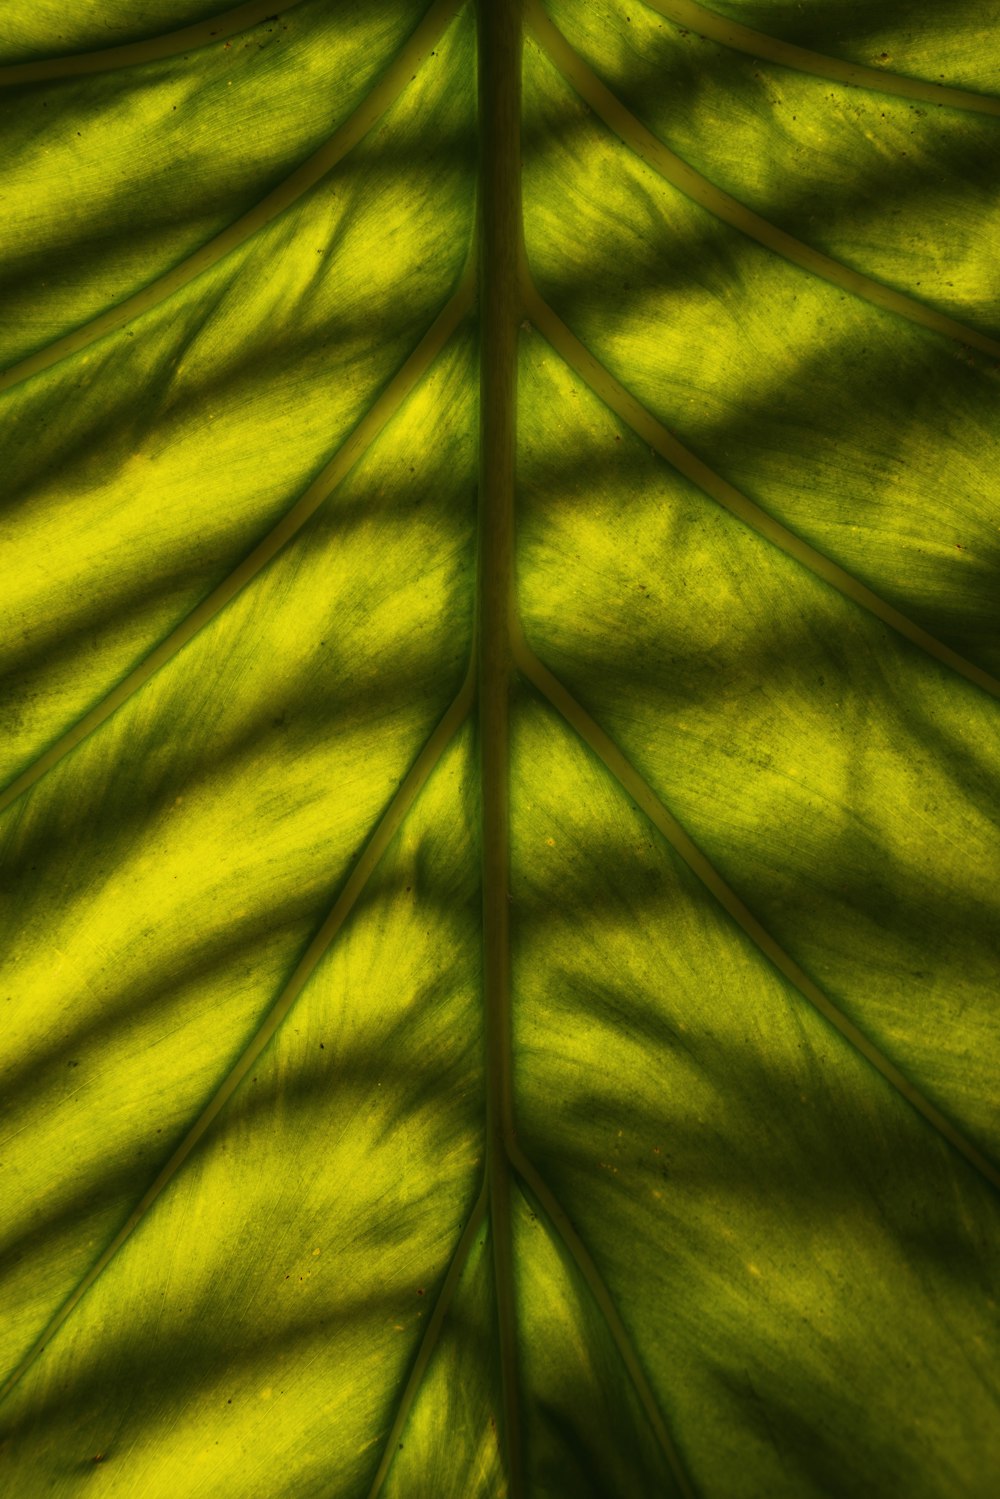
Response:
[477,0,524,1491]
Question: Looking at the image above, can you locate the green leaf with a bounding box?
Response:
[1,1,998,1494]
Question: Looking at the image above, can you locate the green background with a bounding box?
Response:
[1,1,998,1494]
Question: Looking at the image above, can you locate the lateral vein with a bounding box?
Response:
[527,0,1000,361]
[0,0,308,84]
[477,0,525,1491]
[0,0,464,396]
[509,1143,697,1499]
[365,1179,489,1499]
[513,626,1000,1196]
[522,282,1000,702]
[642,0,1000,117]
[0,269,475,818]
[0,666,476,1409]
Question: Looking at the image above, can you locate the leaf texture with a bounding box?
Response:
[0,1,998,1495]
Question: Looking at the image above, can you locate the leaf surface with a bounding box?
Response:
[1,2,998,1495]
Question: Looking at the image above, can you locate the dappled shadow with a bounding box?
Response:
[512,1017,1000,1493]
[512,546,1000,1158]
[0,844,483,1385]
[0,417,475,789]
[0,1282,436,1479]
[0,1022,483,1321]
[522,264,1000,675]
[0,118,477,372]
[0,277,472,526]
[0,294,476,794]
[0,0,475,371]
[673,0,1000,84]
[539,2,1000,333]
[520,24,1000,675]
[0,1,306,67]
[2,2,1000,1493]
[516,408,1000,672]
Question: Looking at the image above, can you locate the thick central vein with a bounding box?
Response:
[477,1,524,1491]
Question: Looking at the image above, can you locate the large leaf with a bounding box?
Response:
[1,1,998,1493]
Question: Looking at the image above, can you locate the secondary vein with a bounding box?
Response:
[0,0,308,84]
[0,269,474,818]
[365,1179,489,1499]
[510,1143,697,1499]
[477,0,525,1490]
[513,625,1000,1197]
[641,0,1000,117]
[527,0,1000,361]
[0,0,464,396]
[522,281,1000,703]
[0,667,476,1410]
